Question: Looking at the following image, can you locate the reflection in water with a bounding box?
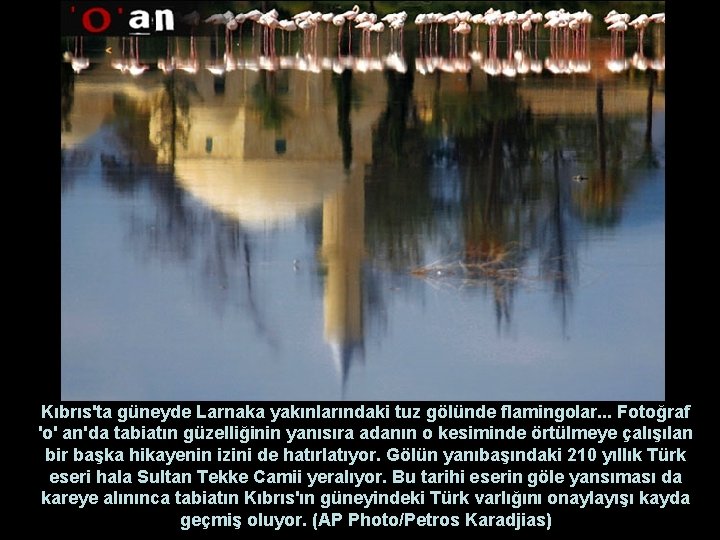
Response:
[61,35,664,400]
[60,62,74,135]
[334,69,353,170]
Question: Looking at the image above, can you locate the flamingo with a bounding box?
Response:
[503,11,518,49]
[299,10,320,49]
[516,11,531,44]
[415,13,427,42]
[606,13,631,25]
[520,16,532,46]
[629,14,650,49]
[608,20,628,56]
[544,16,561,45]
[355,20,373,54]
[332,14,347,50]
[278,19,297,53]
[453,21,471,56]
[370,22,384,54]
[649,13,665,24]
[604,10,619,23]
[320,12,335,51]
[234,13,248,46]
[464,13,484,49]
[340,4,360,49]
[485,10,503,55]
[389,17,406,52]
[205,11,234,67]
[225,16,239,57]
[293,10,312,22]
[529,11,543,43]
[568,17,581,53]
[297,17,316,54]
[244,9,263,34]
[204,13,226,24]
[355,11,377,25]
[355,10,376,52]
[440,12,460,54]
[577,10,592,43]
[383,10,407,35]
[258,11,279,55]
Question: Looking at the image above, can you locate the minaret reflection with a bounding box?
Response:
[321,166,365,391]
[321,68,365,393]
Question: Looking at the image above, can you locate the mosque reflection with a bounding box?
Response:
[61,35,664,391]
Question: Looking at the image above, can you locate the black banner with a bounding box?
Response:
[62,1,223,36]
[35,401,698,535]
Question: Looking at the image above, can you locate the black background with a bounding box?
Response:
[23,1,705,536]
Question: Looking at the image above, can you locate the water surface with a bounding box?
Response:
[61,34,665,400]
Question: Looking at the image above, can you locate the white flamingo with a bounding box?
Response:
[205,11,234,65]
[389,17,406,52]
[485,10,503,55]
[415,13,429,51]
[340,4,360,49]
[608,20,628,56]
[519,15,532,46]
[259,11,279,55]
[370,21,384,54]
[629,14,650,49]
[297,17,317,54]
[453,21,471,56]
[278,19,297,53]
[649,12,665,24]
[604,10,620,23]
[440,11,460,54]
[355,20,373,54]
[319,12,335,50]
[503,11,518,49]
[234,12,247,45]
[606,13,630,25]
[332,14,347,50]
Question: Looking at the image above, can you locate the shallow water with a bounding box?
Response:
[61,34,665,400]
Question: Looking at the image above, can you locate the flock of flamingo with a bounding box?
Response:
[64,6,665,77]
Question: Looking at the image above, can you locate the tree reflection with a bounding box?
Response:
[150,73,195,167]
[60,61,77,192]
[60,61,74,134]
[251,70,292,130]
[85,89,280,351]
[365,61,437,272]
[364,64,659,332]
[334,69,353,170]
